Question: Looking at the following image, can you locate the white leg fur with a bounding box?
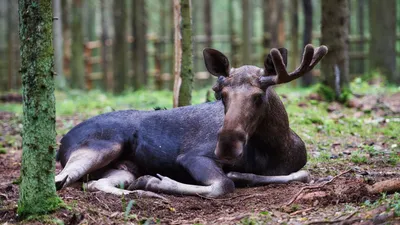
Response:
[56,145,121,189]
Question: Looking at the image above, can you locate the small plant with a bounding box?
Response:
[350,151,368,164]
[124,200,136,223]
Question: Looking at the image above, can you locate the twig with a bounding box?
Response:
[306,218,361,225]
[285,169,352,206]
[290,207,314,216]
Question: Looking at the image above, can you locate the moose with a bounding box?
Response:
[56,44,328,198]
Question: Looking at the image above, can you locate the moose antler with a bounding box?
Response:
[260,44,328,88]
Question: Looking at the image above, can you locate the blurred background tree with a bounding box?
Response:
[0,0,399,102]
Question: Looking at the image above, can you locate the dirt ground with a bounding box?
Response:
[1,92,400,224]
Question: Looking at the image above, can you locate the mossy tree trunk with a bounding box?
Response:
[132,0,148,90]
[71,0,85,89]
[113,0,127,94]
[369,0,397,84]
[18,0,63,218]
[173,0,194,107]
[320,0,350,102]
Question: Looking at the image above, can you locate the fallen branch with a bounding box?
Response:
[289,207,314,216]
[285,169,352,206]
[306,211,358,225]
[367,178,400,194]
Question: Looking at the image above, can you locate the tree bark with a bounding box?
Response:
[262,0,271,59]
[132,0,148,90]
[18,0,63,218]
[301,0,313,86]
[229,0,239,67]
[8,0,18,90]
[242,0,251,64]
[290,0,299,73]
[100,0,110,91]
[0,0,8,91]
[53,0,66,89]
[356,0,365,75]
[113,0,128,94]
[71,0,85,89]
[204,0,212,48]
[173,0,194,107]
[320,0,350,101]
[369,0,397,84]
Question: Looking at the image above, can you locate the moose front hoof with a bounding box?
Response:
[128,175,160,191]
[291,170,311,183]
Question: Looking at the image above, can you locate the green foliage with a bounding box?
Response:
[363,192,400,217]
[315,84,351,103]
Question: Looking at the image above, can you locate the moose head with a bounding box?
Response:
[203,45,328,161]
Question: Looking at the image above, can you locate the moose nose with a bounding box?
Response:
[215,129,246,161]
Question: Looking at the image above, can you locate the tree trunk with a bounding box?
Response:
[61,0,70,85]
[290,0,299,73]
[113,0,128,94]
[277,0,285,47]
[320,0,350,102]
[301,0,313,86]
[71,0,85,89]
[369,0,397,84]
[100,0,110,91]
[132,0,148,90]
[0,0,8,91]
[53,0,66,89]
[229,0,239,67]
[173,0,194,107]
[356,0,365,75]
[242,0,251,64]
[262,0,271,59]
[267,0,279,47]
[8,0,18,90]
[17,0,63,218]
[204,0,212,48]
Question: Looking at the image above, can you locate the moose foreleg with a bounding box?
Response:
[130,156,235,198]
[227,170,311,186]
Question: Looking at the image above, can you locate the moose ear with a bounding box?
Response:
[264,48,288,76]
[203,48,230,77]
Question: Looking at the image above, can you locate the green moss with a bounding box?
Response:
[18,196,64,219]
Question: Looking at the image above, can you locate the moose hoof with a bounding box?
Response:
[55,175,69,190]
[291,170,311,183]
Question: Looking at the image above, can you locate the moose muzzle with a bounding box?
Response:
[215,129,246,161]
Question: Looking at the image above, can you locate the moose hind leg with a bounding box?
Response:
[227,170,311,187]
[56,141,122,190]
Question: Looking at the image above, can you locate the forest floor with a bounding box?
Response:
[0,79,400,224]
